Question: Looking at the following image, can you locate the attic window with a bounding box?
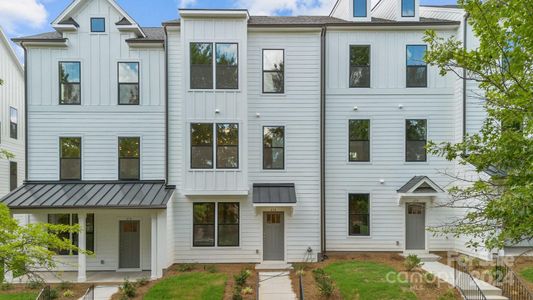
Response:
[91,18,105,32]
[402,0,415,17]
[353,0,367,17]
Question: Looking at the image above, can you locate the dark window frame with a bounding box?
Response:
[215,43,239,90]
[353,0,367,17]
[348,119,370,162]
[349,45,371,88]
[216,123,239,169]
[405,119,428,162]
[190,123,214,169]
[118,137,141,181]
[9,161,17,191]
[193,202,216,247]
[117,62,140,105]
[48,213,95,255]
[401,0,416,17]
[262,49,285,94]
[59,137,82,181]
[406,45,428,88]
[59,61,81,105]
[217,202,240,247]
[348,193,370,236]
[9,106,17,139]
[263,126,285,170]
[90,17,106,33]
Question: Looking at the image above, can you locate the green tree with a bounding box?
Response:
[423,0,532,250]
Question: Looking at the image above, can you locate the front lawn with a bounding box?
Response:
[0,293,37,300]
[520,267,533,283]
[144,272,226,300]
[324,261,417,300]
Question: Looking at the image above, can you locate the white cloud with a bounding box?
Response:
[236,0,337,16]
[178,0,197,9]
[0,0,48,34]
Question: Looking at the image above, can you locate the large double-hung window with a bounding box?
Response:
[190,43,238,89]
[191,123,239,169]
[193,202,239,247]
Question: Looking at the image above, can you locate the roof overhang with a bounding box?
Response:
[179,9,249,19]
[126,40,164,48]
[183,190,249,196]
[397,176,444,205]
[13,39,68,47]
[253,183,297,205]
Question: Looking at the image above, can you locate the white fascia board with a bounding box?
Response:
[183,190,249,196]
[179,9,249,19]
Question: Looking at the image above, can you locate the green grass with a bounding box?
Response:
[520,267,533,283]
[324,261,418,300]
[144,272,226,300]
[0,293,38,300]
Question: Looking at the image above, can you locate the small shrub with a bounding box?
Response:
[404,254,423,271]
[58,280,73,290]
[119,279,137,299]
[43,288,59,300]
[437,288,456,300]
[204,264,218,273]
[293,263,309,272]
[241,286,253,295]
[312,268,334,298]
[135,277,149,287]
[234,269,251,287]
[62,289,74,297]
[0,282,12,291]
[177,263,195,272]
[423,272,437,288]
[232,289,243,300]
[491,265,506,282]
[25,279,43,290]
[471,257,481,269]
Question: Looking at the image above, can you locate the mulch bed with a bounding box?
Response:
[0,282,94,300]
[289,252,462,300]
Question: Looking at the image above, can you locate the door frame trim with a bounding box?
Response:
[403,202,428,252]
[117,218,143,271]
[261,209,287,262]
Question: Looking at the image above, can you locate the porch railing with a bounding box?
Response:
[494,262,533,300]
[454,260,487,300]
[82,285,95,300]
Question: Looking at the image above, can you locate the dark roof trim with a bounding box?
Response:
[115,17,133,26]
[252,183,297,204]
[58,17,80,27]
[12,38,67,42]
[162,20,181,26]
[126,38,164,43]
[248,21,460,28]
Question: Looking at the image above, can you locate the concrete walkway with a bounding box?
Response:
[258,272,297,300]
[78,285,118,300]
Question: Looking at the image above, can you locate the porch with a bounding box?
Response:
[13,271,150,283]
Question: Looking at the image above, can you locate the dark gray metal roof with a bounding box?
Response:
[248,16,459,27]
[1,181,175,209]
[397,176,444,193]
[253,183,297,204]
[115,17,133,26]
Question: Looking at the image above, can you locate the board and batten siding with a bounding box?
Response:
[25,0,165,181]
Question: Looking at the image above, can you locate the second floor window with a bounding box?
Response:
[406,119,427,162]
[349,119,370,162]
[191,123,239,169]
[190,43,238,90]
[9,107,17,139]
[349,46,370,88]
[353,0,367,17]
[90,18,105,32]
[118,62,140,105]
[406,45,427,87]
[10,161,17,191]
[263,126,285,169]
[60,137,81,180]
[216,43,238,89]
[217,124,239,169]
[262,49,284,93]
[60,62,81,104]
[118,137,140,180]
[191,123,214,169]
[402,0,415,17]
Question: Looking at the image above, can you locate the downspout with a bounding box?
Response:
[21,42,28,181]
[462,13,469,141]
[164,26,169,184]
[320,25,327,259]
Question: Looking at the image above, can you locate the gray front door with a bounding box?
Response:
[119,220,140,269]
[406,203,426,250]
[263,212,284,261]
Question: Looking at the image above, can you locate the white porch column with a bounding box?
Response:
[77,213,87,282]
[4,265,13,283]
[150,213,158,280]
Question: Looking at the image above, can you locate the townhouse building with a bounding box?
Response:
[2,0,497,282]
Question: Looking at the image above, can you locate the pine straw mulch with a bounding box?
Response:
[0,282,95,300]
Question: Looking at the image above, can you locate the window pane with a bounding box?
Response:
[194,203,215,224]
[218,203,239,224]
[48,214,71,254]
[350,46,370,88]
[61,138,81,158]
[191,123,213,169]
[264,127,284,148]
[60,83,81,104]
[191,123,213,146]
[191,146,213,168]
[218,225,239,246]
[60,63,81,83]
[216,44,238,89]
[61,159,81,180]
[350,46,370,66]
[217,124,238,146]
[406,141,427,161]
[10,107,17,139]
[119,158,139,180]
[60,62,81,104]
[349,66,370,88]
[349,120,369,140]
[91,18,105,32]
[349,194,370,236]
[119,84,139,104]
[349,194,369,213]
[263,72,284,93]
[406,66,427,87]
[263,50,284,71]
[218,203,239,247]
[217,124,239,169]
[349,214,370,235]
[119,137,140,158]
[9,162,17,191]
[263,148,284,169]
[354,0,367,17]
[193,225,215,246]
[190,43,213,89]
[407,45,426,66]
[193,203,215,247]
[118,62,139,83]
[10,107,17,123]
[402,0,415,16]
[406,119,427,140]
[349,141,370,162]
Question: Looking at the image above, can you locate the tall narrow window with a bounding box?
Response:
[118,62,139,105]
[48,214,71,255]
[402,0,415,17]
[216,43,238,89]
[193,203,215,247]
[349,120,370,162]
[9,107,17,139]
[118,137,140,180]
[90,18,105,32]
[59,62,81,104]
[218,203,239,246]
[349,194,370,236]
[216,123,239,169]
[354,0,367,17]
[9,162,17,191]
[263,126,285,169]
[262,49,284,93]
[48,213,94,254]
[406,45,427,87]
[60,137,81,180]
[406,119,427,162]
[349,46,370,88]
[190,43,213,89]
[191,123,214,169]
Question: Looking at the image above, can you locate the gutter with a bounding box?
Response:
[164,26,169,184]
[462,13,469,141]
[320,25,327,259]
[21,42,28,181]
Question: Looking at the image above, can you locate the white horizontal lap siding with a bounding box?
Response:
[325,28,458,251]
[248,31,321,262]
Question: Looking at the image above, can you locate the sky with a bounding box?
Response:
[0,0,457,58]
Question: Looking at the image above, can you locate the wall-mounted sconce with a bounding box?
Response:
[353,106,358,111]
[215,109,220,114]
[379,179,385,184]
[398,104,403,109]
[256,112,261,118]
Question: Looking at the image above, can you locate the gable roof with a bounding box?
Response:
[0,26,23,74]
[397,176,444,194]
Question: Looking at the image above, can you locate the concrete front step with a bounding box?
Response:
[401,252,441,262]
[255,261,293,271]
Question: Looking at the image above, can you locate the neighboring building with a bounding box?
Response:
[2,0,500,282]
[0,27,24,199]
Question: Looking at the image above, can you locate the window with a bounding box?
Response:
[348,194,370,236]
[9,107,17,139]
[193,202,239,247]
[402,0,415,17]
[60,137,81,180]
[48,214,95,255]
[191,123,214,169]
[354,0,367,17]
[406,45,427,87]
[349,120,370,162]
[90,18,105,32]
[190,43,213,89]
[9,162,17,191]
[216,123,239,169]
[118,62,139,105]
[216,43,238,89]
[118,137,140,180]
[406,119,427,162]
[262,49,284,93]
[59,62,81,104]
[349,46,370,88]
[263,126,285,169]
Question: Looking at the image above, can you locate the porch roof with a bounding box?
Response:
[397,176,444,194]
[0,180,175,209]
[252,183,297,205]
